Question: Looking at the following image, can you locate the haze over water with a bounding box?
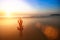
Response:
[0,16,60,40]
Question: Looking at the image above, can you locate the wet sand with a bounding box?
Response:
[0,17,60,40]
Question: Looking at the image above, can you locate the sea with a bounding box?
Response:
[0,16,60,40]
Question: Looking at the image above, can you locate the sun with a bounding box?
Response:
[6,13,10,17]
[4,10,12,17]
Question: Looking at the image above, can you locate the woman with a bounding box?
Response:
[17,17,23,31]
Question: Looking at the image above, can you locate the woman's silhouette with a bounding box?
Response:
[17,17,23,37]
[17,17,23,31]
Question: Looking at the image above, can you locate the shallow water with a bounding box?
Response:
[0,17,60,40]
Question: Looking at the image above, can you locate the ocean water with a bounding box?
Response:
[0,17,60,40]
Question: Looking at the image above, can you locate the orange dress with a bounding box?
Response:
[18,18,23,31]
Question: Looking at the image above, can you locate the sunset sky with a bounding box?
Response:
[0,0,58,17]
